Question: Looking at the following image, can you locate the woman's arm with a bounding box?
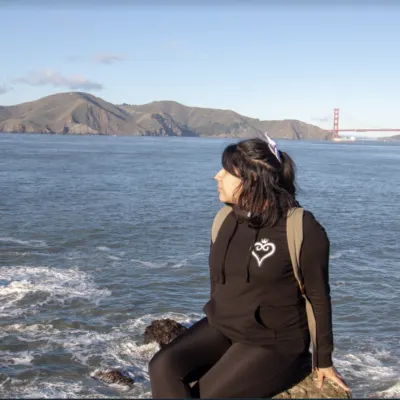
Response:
[300,211,334,368]
[300,212,350,392]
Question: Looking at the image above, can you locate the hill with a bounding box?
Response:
[380,134,400,141]
[0,92,332,139]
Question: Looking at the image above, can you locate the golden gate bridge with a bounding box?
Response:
[325,108,400,139]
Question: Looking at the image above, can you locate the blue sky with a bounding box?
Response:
[1,1,399,137]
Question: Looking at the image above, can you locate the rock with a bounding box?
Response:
[272,359,351,399]
[90,368,135,388]
[143,318,187,348]
[145,319,351,398]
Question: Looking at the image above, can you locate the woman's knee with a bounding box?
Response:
[149,347,178,379]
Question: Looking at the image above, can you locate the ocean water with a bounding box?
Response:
[0,133,399,398]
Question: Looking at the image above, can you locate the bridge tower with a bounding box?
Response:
[333,108,339,138]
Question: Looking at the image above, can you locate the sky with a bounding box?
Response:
[1,0,400,137]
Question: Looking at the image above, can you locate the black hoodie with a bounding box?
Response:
[203,209,334,368]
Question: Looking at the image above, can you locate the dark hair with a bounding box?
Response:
[222,138,298,227]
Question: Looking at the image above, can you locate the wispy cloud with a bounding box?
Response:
[66,54,127,64]
[13,69,103,91]
[161,39,209,60]
[162,40,181,51]
[66,55,81,63]
[0,84,12,95]
[311,115,331,123]
[92,54,126,64]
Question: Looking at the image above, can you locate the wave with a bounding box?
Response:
[130,252,208,270]
[0,310,398,398]
[376,381,400,398]
[0,266,111,318]
[334,345,399,398]
[0,311,202,398]
[0,237,48,248]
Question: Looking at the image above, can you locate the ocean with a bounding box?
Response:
[0,133,399,398]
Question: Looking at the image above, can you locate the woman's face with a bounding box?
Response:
[214,168,242,204]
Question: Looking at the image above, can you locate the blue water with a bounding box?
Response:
[0,133,399,398]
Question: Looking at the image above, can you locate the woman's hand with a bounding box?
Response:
[316,366,351,393]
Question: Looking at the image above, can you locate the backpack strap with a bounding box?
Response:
[211,205,232,243]
[286,207,318,371]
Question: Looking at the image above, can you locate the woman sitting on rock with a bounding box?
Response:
[149,134,350,398]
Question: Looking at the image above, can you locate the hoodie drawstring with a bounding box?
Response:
[244,228,260,283]
[220,220,239,284]
[219,217,262,284]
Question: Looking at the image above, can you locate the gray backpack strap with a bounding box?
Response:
[211,205,232,243]
[286,207,318,371]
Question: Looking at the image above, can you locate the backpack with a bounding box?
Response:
[210,205,318,370]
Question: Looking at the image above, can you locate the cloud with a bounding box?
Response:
[92,54,126,64]
[66,55,81,63]
[13,69,103,91]
[0,84,12,95]
[161,40,209,60]
[66,54,127,64]
[162,40,181,51]
[311,115,331,123]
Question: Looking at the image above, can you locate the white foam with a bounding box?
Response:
[130,259,167,269]
[376,381,400,398]
[2,309,398,398]
[0,237,48,248]
[330,252,342,259]
[334,348,399,397]
[0,323,56,340]
[5,379,93,399]
[120,311,202,333]
[0,266,111,317]
[6,351,34,365]
[130,252,206,270]
[49,312,198,391]
[86,312,201,394]
[107,255,121,261]
[2,251,51,257]
[96,246,111,252]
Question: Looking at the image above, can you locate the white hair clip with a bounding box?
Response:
[260,132,281,163]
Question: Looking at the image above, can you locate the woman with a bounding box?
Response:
[149,134,349,398]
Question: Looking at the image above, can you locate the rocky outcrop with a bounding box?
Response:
[143,318,188,348]
[90,368,135,387]
[272,365,351,399]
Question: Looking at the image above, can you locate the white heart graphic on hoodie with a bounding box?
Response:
[251,238,276,267]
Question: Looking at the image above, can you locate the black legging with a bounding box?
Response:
[149,317,310,398]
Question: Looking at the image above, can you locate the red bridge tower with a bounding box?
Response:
[333,108,339,139]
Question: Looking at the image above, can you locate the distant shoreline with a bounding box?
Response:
[1,131,397,142]
[0,131,322,140]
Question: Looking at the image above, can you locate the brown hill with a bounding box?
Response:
[0,92,135,134]
[380,134,400,140]
[0,92,332,139]
[122,100,331,140]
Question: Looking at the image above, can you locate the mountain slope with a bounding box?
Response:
[0,92,332,139]
[121,100,331,139]
[0,92,135,134]
[380,134,400,140]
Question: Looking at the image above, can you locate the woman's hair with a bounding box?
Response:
[222,138,298,227]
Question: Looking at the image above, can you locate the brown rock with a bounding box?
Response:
[272,359,351,399]
[90,368,135,388]
[143,318,187,348]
